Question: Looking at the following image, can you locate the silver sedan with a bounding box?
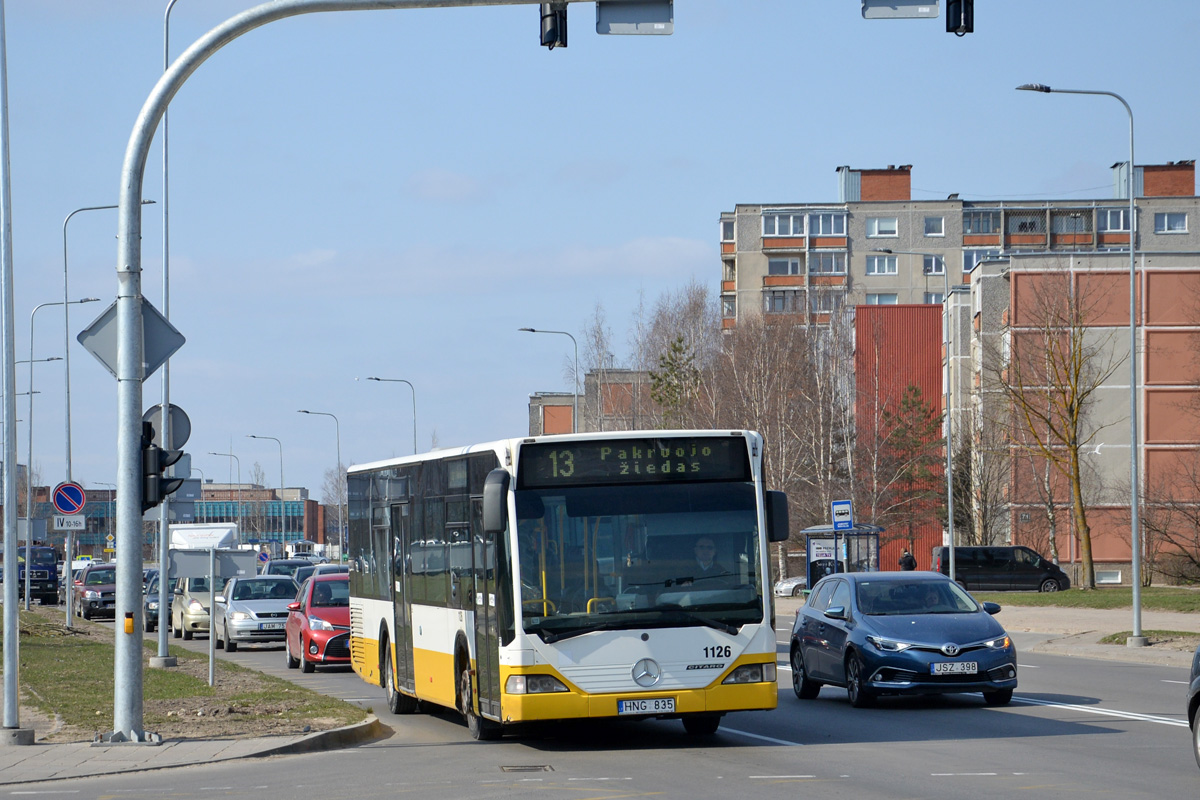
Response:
[212,575,298,652]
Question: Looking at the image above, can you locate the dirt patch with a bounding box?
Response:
[18,606,367,743]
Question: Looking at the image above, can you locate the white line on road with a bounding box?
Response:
[1162,680,1188,685]
[722,727,804,746]
[749,775,816,779]
[1013,697,1189,727]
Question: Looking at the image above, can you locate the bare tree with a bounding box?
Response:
[581,302,618,431]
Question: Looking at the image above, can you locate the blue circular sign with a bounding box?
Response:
[258,550,269,563]
[53,482,87,515]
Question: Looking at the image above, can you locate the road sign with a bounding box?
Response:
[77,297,185,382]
[258,550,269,563]
[142,404,192,449]
[54,515,86,531]
[106,533,115,545]
[831,500,854,531]
[52,482,87,515]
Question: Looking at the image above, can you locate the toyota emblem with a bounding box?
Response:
[632,658,662,687]
[940,643,961,657]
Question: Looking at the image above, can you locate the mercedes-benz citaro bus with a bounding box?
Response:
[347,430,789,740]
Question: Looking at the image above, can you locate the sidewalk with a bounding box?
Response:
[0,716,388,786]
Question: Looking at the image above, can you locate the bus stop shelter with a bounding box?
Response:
[800,523,882,588]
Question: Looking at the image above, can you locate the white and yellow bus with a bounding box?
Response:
[347,430,789,739]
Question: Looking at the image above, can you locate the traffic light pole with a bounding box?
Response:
[109,0,588,746]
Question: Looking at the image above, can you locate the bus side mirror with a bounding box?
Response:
[483,469,511,534]
[766,490,789,543]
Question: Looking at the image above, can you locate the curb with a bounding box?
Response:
[247,715,392,758]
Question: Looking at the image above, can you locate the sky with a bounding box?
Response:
[5,0,1200,505]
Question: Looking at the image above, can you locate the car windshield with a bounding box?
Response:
[85,568,116,586]
[310,580,349,607]
[20,548,57,566]
[232,579,295,601]
[514,481,764,641]
[856,579,980,615]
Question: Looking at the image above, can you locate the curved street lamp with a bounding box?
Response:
[364,377,417,454]
[297,410,343,558]
[247,434,286,542]
[519,327,579,433]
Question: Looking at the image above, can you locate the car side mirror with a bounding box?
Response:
[214,595,226,604]
[981,601,1001,616]
[824,605,847,620]
[287,601,300,611]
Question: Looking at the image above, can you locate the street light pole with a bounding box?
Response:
[207,452,241,536]
[364,377,417,454]
[247,435,286,543]
[871,248,956,580]
[190,466,205,522]
[1016,83,1143,646]
[519,327,579,433]
[298,410,342,558]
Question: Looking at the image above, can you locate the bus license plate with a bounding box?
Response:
[931,661,977,675]
[618,698,674,715]
[260,622,284,630]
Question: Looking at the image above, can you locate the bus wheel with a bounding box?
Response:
[682,714,721,736]
[383,641,418,714]
[459,666,500,741]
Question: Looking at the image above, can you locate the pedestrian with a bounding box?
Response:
[899,549,917,570]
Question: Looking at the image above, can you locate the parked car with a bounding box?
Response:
[73,562,117,620]
[212,575,298,652]
[171,575,228,640]
[773,576,807,597]
[294,562,349,585]
[143,574,175,633]
[931,545,1070,592]
[1188,643,1200,769]
[285,574,351,673]
[259,558,312,579]
[142,566,159,590]
[789,571,1017,707]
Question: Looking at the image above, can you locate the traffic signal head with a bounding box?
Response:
[541,3,567,48]
[946,0,974,35]
[142,421,186,512]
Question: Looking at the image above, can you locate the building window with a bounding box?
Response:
[809,252,847,275]
[721,219,735,242]
[963,210,1001,235]
[923,255,945,275]
[763,290,802,314]
[963,249,1001,272]
[762,212,805,236]
[809,212,846,236]
[924,216,944,237]
[721,296,735,318]
[767,257,802,276]
[1155,212,1188,233]
[924,292,945,305]
[1051,211,1093,234]
[866,255,898,275]
[866,217,898,238]
[1098,208,1129,232]
[810,291,843,313]
[866,293,898,305]
[1006,212,1045,234]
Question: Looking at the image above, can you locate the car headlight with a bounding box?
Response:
[505,674,569,694]
[308,616,334,631]
[187,598,206,612]
[82,590,99,600]
[230,611,250,621]
[984,635,1012,650]
[147,601,159,611]
[866,635,914,653]
[722,663,776,684]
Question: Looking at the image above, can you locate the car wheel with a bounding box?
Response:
[790,645,821,700]
[215,625,224,649]
[460,665,500,740]
[1039,578,1061,593]
[301,639,315,674]
[82,608,91,621]
[792,586,805,597]
[1192,703,1200,770]
[384,642,419,714]
[285,639,299,669]
[173,615,182,638]
[682,714,721,735]
[983,688,1014,706]
[846,653,875,708]
[144,619,154,633]
[225,625,238,652]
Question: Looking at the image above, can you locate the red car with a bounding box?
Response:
[284,574,350,673]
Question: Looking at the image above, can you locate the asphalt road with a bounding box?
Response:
[65,602,1196,800]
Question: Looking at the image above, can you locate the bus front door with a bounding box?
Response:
[472,498,501,720]
[390,503,415,694]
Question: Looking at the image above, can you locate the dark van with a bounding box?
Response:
[931,545,1070,592]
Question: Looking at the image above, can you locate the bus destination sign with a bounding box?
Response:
[518,436,750,489]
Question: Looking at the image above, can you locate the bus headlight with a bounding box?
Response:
[722,663,775,684]
[505,674,569,695]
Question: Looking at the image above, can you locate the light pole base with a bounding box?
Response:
[93,729,163,746]
[149,656,177,668]
[1,727,35,746]
[1126,635,1148,648]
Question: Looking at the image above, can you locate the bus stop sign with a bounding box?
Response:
[831,500,854,531]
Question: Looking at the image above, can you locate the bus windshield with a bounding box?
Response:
[515,481,763,641]
[19,547,57,566]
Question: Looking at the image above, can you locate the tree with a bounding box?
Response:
[877,384,944,551]
[984,268,1122,589]
[649,335,702,428]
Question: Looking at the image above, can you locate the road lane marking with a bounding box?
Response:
[1013,697,1189,727]
[722,727,804,746]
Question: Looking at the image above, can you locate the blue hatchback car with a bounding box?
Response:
[789,571,1018,707]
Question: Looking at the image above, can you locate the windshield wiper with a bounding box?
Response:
[536,609,739,643]
[628,570,738,589]
[539,620,631,643]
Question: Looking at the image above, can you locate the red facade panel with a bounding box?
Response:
[855,305,944,415]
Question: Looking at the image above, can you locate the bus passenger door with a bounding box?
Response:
[472,498,501,720]
[390,503,415,694]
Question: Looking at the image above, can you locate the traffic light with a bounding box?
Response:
[141,421,185,512]
[540,3,567,49]
[946,0,973,35]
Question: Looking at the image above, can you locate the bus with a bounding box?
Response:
[346,430,789,739]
